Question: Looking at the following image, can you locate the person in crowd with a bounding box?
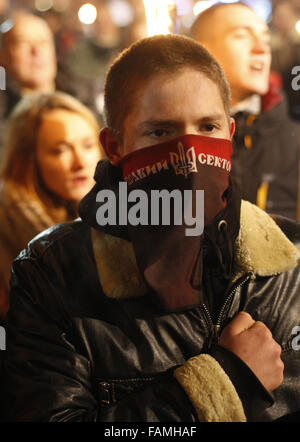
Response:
[0,91,103,319]
[0,10,57,94]
[0,10,57,149]
[191,1,300,221]
[271,0,300,121]
[0,9,105,152]
[1,34,300,423]
[0,0,10,20]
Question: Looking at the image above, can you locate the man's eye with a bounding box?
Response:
[147,129,168,137]
[233,31,249,39]
[202,124,216,132]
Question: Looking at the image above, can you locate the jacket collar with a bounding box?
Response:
[91,201,300,300]
[234,200,299,279]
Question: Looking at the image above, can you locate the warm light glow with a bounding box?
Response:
[296,20,300,33]
[78,3,98,25]
[53,0,71,12]
[143,0,176,36]
[108,0,134,27]
[35,0,53,12]
[247,0,272,21]
[193,1,215,16]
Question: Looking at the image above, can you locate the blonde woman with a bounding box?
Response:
[0,92,103,317]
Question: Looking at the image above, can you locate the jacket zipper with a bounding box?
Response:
[201,273,251,348]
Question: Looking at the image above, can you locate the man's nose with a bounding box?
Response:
[252,36,270,54]
[31,43,46,57]
[31,44,40,56]
[184,125,198,136]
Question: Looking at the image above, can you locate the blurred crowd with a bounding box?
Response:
[0,0,149,130]
[0,0,299,318]
[1,1,300,422]
[0,0,299,124]
[271,0,300,119]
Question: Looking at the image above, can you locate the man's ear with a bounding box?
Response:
[99,128,123,165]
[229,117,235,140]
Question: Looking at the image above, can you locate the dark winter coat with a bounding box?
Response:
[0,201,300,422]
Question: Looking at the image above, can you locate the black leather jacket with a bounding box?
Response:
[0,201,300,422]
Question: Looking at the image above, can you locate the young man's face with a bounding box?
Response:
[102,68,234,163]
[197,5,271,105]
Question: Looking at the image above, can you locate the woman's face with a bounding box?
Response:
[36,109,102,203]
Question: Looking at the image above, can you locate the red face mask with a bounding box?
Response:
[116,134,234,312]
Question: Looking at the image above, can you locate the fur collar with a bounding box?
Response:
[91,201,300,300]
[233,201,300,281]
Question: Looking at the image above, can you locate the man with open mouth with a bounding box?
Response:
[191,1,300,222]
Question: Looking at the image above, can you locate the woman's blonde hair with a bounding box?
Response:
[0,91,102,223]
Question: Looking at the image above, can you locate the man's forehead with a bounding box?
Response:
[139,68,217,92]
[129,69,227,121]
[8,16,52,40]
[214,4,269,33]
[136,69,220,104]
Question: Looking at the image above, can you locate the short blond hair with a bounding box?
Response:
[103,34,231,138]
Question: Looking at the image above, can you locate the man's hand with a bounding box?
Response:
[219,311,284,392]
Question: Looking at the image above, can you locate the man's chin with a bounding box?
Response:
[248,79,270,96]
[23,75,55,91]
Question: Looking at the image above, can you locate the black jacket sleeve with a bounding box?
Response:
[210,344,274,421]
[0,258,198,422]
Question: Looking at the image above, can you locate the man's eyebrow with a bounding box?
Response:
[229,25,270,36]
[137,115,225,131]
[198,114,225,122]
[137,120,180,131]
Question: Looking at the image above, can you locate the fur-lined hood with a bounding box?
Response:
[91,201,300,300]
